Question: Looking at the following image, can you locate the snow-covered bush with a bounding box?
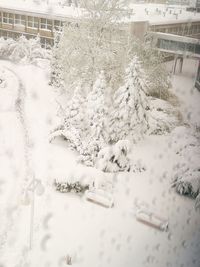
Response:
[109,56,150,143]
[54,180,89,194]
[173,168,200,198]
[171,127,200,208]
[173,167,200,209]
[97,140,146,173]
[147,97,180,135]
[96,140,131,172]
[0,36,51,63]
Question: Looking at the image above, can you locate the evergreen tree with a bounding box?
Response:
[109,56,150,142]
[50,31,64,89]
[64,84,86,149]
[87,71,108,147]
[78,71,108,166]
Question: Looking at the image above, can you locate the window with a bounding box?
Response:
[40,18,52,31]
[3,13,13,24]
[27,16,38,28]
[14,14,25,26]
[54,20,63,31]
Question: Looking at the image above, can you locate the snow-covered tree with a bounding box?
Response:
[109,56,150,143]
[87,71,108,146]
[77,72,108,166]
[64,84,86,130]
[49,31,65,89]
[51,0,132,91]
[0,35,50,63]
[132,40,171,100]
[50,84,86,150]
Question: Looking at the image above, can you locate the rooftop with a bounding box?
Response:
[0,0,200,25]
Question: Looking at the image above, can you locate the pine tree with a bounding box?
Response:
[109,56,150,142]
[64,84,86,150]
[87,71,108,147]
[65,84,85,129]
[50,31,64,89]
[77,71,108,166]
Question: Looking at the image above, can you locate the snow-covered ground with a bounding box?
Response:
[0,58,200,267]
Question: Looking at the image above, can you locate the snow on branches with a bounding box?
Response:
[109,56,150,143]
[50,58,177,171]
[0,36,51,64]
[50,0,131,91]
[97,140,146,173]
[87,71,108,146]
[171,127,200,209]
[54,180,89,194]
[97,140,131,172]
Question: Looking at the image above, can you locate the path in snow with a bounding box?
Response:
[0,64,30,266]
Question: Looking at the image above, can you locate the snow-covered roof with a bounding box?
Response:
[0,0,83,21]
[129,3,200,25]
[0,1,200,25]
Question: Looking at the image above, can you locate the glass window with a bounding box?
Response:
[28,16,38,28]
[3,13,13,24]
[54,20,63,31]
[3,13,8,24]
[14,14,25,26]
[40,18,52,31]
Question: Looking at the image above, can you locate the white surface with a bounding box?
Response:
[0,58,200,267]
[0,1,200,24]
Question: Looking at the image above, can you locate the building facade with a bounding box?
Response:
[0,7,71,47]
[1,3,200,47]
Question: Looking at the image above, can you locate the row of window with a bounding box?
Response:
[151,23,200,36]
[157,38,200,55]
[0,12,63,31]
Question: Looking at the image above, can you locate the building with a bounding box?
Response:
[0,0,80,47]
[167,0,190,5]
[0,1,200,47]
[189,0,200,9]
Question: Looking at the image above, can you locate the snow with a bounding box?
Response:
[129,3,200,24]
[0,58,200,267]
[1,0,200,24]
[0,0,82,20]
